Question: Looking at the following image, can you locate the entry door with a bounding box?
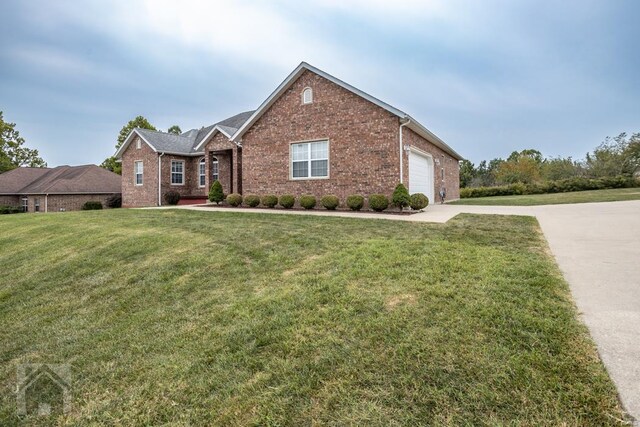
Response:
[408,150,435,203]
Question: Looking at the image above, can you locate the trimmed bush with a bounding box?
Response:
[321,195,339,210]
[346,195,364,211]
[368,194,389,212]
[409,193,429,210]
[299,195,317,210]
[226,193,243,207]
[106,194,122,208]
[392,183,411,209]
[208,180,224,204]
[461,176,640,198]
[82,201,103,210]
[0,205,21,214]
[244,195,260,207]
[261,195,278,208]
[164,191,181,205]
[279,195,295,209]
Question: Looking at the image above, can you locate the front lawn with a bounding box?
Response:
[0,210,626,425]
[451,187,640,206]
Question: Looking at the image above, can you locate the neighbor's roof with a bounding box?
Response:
[231,62,464,160]
[0,165,121,195]
[115,111,254,158]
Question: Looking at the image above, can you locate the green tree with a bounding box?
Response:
[470,158,503,187]
[586,133,640,178]
[167,125,182,135]
[494,149,543,184]
[101,116,156,175]
[495,156,540,184]
[459,159,475,188]
[392,183,410,209]
[0,111,46,173]
[508,149,543,164]
[540,157,583,181]
[208,180,224,204]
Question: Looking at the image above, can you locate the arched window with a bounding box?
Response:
[199,158,206,187]
[211,157,219,182]
[302,87,313,104]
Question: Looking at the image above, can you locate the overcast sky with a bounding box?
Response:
[1,0,638,166]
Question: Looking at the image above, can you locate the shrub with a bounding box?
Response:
[226,193,243,207]
[208,180,224,204]
[0,205,21,214]
[409,193,429,210]
[346,195,364,211]
[82,201,103,210]
[368,194,389,212]
[392,183,411,209]
[244,195,260,207]
[321,195,339,210]
[461,176,640,198]
[164,191,181,205]
[299,195,317,209]
[261,195,278,208]
[106,194,122,208]
[279,195,295,209]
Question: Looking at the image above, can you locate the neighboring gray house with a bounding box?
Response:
[0,165,121,212]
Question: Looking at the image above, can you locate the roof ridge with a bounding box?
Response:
[31,166,72,194]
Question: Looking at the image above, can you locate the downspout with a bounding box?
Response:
[158,153,165,206]
[45,194,48,213]
[399,118,411,184]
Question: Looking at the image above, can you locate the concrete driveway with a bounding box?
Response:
[427,200,640,423]
[178,200,640,420]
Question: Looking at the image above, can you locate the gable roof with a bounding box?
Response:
[231,62,463,160]
[114,111,254,158]
[0,165,121,195]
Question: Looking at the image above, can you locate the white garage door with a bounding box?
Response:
[408,150,434,203]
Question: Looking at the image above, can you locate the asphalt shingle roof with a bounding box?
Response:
[136,111,254,155]
[0,165,121,195]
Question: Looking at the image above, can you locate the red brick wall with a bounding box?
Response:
[203,132,240,195]
[240,70,402,200]
[46,194,118,212]
[121,135,207,207]
[402,128,460,201]
[13,194,118,212]
[0,195,19,206]
[160,155,203,199]
[121,136,159,207]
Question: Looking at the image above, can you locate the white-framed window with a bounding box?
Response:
[171,160,184,185]
[211,157,219,182]
[291,140,328,179]
[302,87,313,104]
[34,198,40,212]
[136,139,141,149]
[134,161,143,185]
[21,197,28,213]
[199,158,206,187]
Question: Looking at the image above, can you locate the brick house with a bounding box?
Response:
[0,165,121,212]
[116,62,463,208]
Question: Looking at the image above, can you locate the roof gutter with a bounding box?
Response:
[399,118,411,184]
[158,153,164,206]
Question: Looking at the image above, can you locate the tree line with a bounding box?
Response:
[460,133,640,188]
[0,112,46,173]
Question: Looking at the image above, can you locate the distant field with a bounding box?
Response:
[451,187,640,206]
[0,210,626,425]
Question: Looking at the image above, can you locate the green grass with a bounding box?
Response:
[0,210,627,425]
[451,187,640,206]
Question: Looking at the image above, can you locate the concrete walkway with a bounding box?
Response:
[172,200,640,421]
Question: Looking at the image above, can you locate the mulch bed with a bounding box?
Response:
[195,204,421,215]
